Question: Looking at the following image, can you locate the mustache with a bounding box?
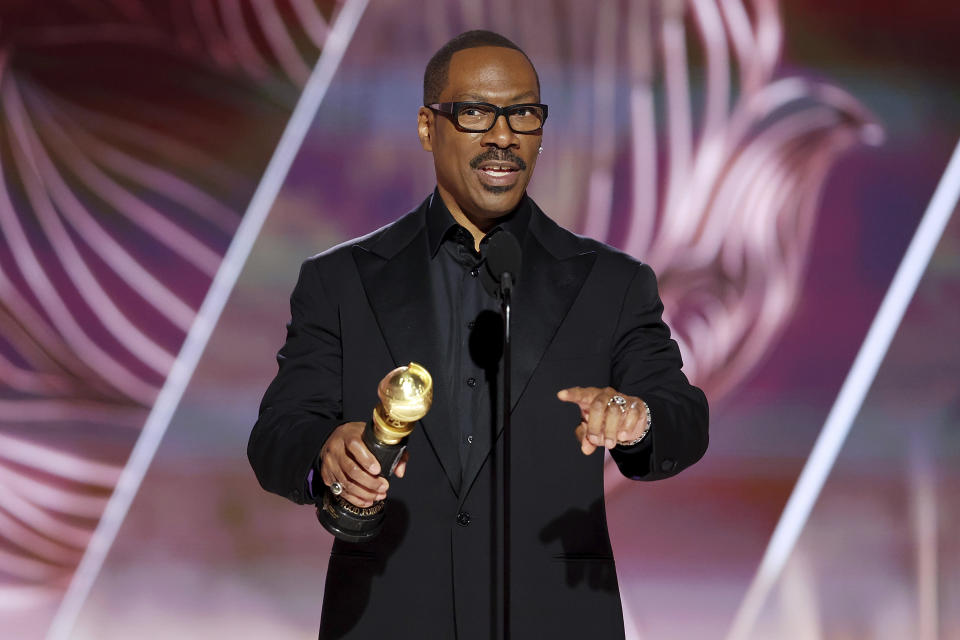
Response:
[469,149,527,171]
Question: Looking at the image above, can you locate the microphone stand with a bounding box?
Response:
[499,272,513,640]
[480,229,520,640]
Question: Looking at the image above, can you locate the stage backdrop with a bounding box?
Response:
[0,1,957,639]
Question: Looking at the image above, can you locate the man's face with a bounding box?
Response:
[418,46,542,225]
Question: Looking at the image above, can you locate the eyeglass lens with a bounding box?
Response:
[458,105,544,132]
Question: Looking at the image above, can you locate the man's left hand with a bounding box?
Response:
[557,386,649,455]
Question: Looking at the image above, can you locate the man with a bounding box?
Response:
[248,30,708,639]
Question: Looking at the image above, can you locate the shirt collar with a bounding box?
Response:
[425,187,532,258]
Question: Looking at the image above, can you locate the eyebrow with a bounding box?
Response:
[455,91,540,103]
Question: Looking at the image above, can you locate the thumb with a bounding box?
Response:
[394,450,409,478]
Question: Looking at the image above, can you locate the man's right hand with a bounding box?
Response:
[319,422,406,508]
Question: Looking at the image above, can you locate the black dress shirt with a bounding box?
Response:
[308,190,532,500]
[425,189,531,489]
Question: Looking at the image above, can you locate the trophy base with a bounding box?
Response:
[316,491,386,543]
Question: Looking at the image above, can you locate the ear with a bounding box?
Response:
[417,106,433,152]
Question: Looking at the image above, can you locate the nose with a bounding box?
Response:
[481,114,519,148]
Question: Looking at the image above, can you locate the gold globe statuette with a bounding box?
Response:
[317,362,433,542]
[371,362,433,445]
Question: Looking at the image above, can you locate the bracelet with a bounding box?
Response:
[617,399,651,447]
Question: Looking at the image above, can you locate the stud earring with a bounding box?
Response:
[538,146,543,155]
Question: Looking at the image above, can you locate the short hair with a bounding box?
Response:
[423,30,539,104]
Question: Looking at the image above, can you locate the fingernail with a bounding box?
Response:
[618,432,628,440]
[605,439,614,448]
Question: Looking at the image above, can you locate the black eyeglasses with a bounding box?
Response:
[426,101,548,133]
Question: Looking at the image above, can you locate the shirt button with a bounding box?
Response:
[456,511,471,526]
[466,435,474,444]
[467,321,475,330]
[466,377,477,388]
[469,267,479,277]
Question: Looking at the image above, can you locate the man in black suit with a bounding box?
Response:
[248,30,708,639]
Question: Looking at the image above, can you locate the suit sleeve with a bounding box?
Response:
[247,258,344,505]
[608,263,709,480]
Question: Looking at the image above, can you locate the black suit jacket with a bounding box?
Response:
[248,195,708,639]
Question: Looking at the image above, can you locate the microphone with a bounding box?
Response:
[479,229,521,640]
[480,229,522,301]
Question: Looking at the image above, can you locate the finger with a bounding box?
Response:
[575,422,598,455]
[324,457,382,506]
[557,386,601,407]
[341,455,389,495]
[318,443,342,484]
[585,390,611,447]
[559,387,605,423]
[319,465,335,489]
[394,450,409,478]
[332,462,383,506]
[347,438,381,475]
[338,478,381,507]
[603,403,623,449]
[617,404,644,442]
[322,457,371,505]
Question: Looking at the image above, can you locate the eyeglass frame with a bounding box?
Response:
[425,101,549,134]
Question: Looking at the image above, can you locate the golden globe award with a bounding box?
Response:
[317,362,433,542]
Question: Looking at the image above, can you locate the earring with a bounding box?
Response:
[538,146,543,155]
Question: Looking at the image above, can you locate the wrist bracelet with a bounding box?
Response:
[617,399,651,447]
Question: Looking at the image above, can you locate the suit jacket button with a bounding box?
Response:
[456,511,471,527]
[660,459,676,472]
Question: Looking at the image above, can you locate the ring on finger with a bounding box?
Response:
[606,394,628,415]
[330,481,344,496]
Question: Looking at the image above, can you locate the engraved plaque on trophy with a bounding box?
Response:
[316,362,433,542]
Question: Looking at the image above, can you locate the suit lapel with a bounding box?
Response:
[509,225,597,414]
[460,205,597,500]
[353,205,461,495]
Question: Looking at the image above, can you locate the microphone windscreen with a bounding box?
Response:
[480,229,522,298]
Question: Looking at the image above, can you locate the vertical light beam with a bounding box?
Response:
[45,1,370,637]
[726,136,960,640]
